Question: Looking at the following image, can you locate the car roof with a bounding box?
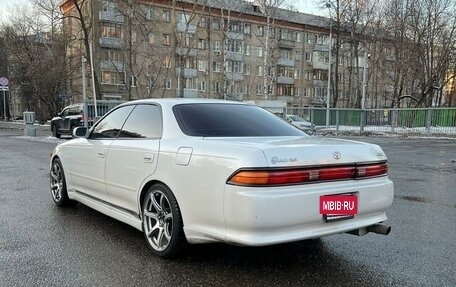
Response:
[118,98,250,109]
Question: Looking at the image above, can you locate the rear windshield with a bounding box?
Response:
[173,104,305,137]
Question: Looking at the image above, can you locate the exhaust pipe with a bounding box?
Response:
[367,224,391,235]
[346,224,391,236]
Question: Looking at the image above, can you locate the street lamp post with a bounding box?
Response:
[326,3,332,128]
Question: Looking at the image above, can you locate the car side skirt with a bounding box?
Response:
[69,189,143,231]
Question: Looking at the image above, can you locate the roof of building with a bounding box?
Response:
[184,0,330,29]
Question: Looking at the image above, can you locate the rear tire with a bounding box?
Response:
[142,183,185,258]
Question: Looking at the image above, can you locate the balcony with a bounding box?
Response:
[226,51,244,61]
[99,37,123,49]
[183,89,198,98]
[313,43,329,51]
[100,60,124,71]
[277,95,294,104]
[277,58,295,67]
[313,79,327,86]
[227,31,244,40]
[175,68,197,78]
[99,11,124,23]
[176,47,198,57]
[177,22,196,34]
[277,76,294,85]
[225,72,244,81]
[278,39,294,49]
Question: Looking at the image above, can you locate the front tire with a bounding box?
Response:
[142,183,185,258]
[50,158,74,206]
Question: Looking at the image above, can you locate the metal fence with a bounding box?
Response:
[83,99,125,126]
[264,107,456,136]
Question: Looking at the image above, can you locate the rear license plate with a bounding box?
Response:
[320,195,358,222]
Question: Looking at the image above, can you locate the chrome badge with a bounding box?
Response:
[332,151,341,160]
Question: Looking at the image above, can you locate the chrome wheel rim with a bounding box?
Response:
[143,190,173,251]
[50,162,63,202]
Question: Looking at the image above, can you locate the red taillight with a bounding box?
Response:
[356,163,388,178]
[228,162,387,186]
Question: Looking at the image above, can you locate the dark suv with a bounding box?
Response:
[51,104,109,138]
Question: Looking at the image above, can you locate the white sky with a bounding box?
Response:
[0,0,324,23]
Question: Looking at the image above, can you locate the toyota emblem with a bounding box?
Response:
[332,151,341,160]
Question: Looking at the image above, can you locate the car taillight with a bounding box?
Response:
[356,163,388,178]
[228,162,387,186]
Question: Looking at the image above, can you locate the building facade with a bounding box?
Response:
[61,0,385,108]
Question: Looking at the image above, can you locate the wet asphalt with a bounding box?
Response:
[0,130,455,287]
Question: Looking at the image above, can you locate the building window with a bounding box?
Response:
[280,29,294,41]
[198,80,206,91]
[226,39,243,53]
[102,71,125,85]
[178,33,195,48]
[162,10,171,22]
[257,46,263,57]
[295,50,301,61]
[178,77,197,90]
[294,69,300,79]
[162,34,171,46]
[213,61,221,72]
[257,25,264,37]
[198,60,208,72]
[162,56,171,68]
[305,52,312,62]
[226,60,243,73]
[245,44,250,55]
[199,17,206,28]
[305,33,313,44]
[256,66,264,76]
[305,71,312,80]
[165,78,171,89]
[318,51,329,63]
[102,49,122,61]
[212,82,220,93]
[304,88,312,97]
[313,69,328,80]
[101,22,123,38]
[213,40,220,52]
[198,38,206,50]
[129,75,137,87]
[212,18,220,30]
[278,66,294,77]
[256,85,262,95]
[244,23,251,34]
[244,64,250,75]
[296,32,302,42]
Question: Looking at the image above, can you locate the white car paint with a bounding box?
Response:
[51,99,394,246]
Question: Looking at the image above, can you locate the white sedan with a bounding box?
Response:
[50,99,394,258]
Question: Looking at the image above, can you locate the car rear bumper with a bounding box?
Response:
[223,177,394,246]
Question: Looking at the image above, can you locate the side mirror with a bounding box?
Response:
[73,126,88,138]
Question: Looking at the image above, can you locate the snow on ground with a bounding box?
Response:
[13,136,66,144]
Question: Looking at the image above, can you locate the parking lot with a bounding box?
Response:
[0,130,455,287]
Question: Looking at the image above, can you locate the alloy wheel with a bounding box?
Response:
[143,190,174,251]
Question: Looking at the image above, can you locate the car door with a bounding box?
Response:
[57,108,69,132]
[105,104,161,214]
[68,105,135,203]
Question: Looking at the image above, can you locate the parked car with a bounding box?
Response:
[286,114,315,133]
[50,99,394,258]
[50,104,109,138]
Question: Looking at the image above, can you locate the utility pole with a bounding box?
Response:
[82,56,88,128]
[325,3,332,128]
[361,50,369,109]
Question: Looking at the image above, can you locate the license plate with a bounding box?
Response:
[320,195,358,222]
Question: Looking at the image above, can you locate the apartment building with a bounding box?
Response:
[61,0,375,107]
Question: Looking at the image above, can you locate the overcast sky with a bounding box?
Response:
[0,0,325,23]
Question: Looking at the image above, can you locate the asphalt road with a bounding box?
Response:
[0,130,455,287]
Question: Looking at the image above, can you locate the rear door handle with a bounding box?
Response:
[143,153,154,163]
[97,151,105,158]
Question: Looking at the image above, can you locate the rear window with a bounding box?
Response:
[173,104,305,137]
